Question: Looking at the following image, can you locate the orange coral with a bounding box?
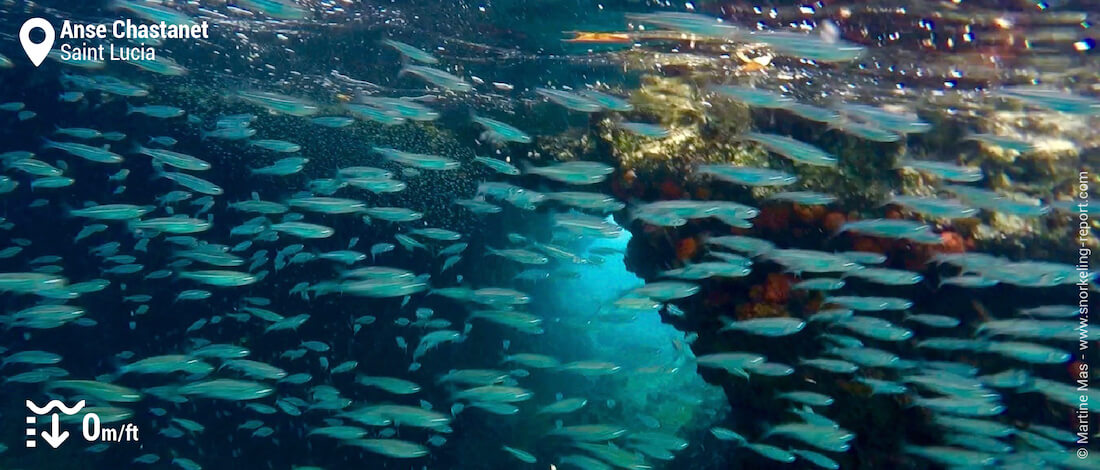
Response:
[823,211,847,232]
[621,169,636,185]
[938,231,968,253]
[811,205,827,220]
[611,171,644,201]
[903,254,926,272]
[705,288,733,308]
[747,273,793,304]
[804,297,822,312]
[676,237,698,261]
[1069,360,1085,379]
[756,206,792,231]
[610,177,628,200]
[852,237,884,254]
[793,204,825,224]
[659,179,684,199]
[762,273,794,304]
[839,379,873,397]
[905,230,972,270]
[736,302,788,320]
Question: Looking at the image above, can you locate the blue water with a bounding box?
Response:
[0,1,1097,470]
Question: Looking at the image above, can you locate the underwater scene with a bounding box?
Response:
[0,0,1097,469]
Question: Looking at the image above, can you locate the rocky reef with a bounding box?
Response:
[528,71,1099,468]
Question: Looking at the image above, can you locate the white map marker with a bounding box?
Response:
[20,18,54,67]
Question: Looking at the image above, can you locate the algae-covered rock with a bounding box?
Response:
[605,75,759,172]
[595,75,782,207]
[533,126,597,163]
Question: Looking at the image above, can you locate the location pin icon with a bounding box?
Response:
[20,18,54,67]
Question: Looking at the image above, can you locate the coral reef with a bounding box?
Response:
[596,70,1095,469]
[604,75,762,173]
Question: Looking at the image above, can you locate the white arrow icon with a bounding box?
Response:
[40,413,69,448]
[19,18,55,67]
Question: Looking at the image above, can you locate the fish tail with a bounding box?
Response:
[125,103,135,115]
[735,368,750,381]
[101,370,122,383]
[695,231,714,249]
[760,424,775,439]
[517,159,539,175]
[59,202,80,219]
[148,165,166,182]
